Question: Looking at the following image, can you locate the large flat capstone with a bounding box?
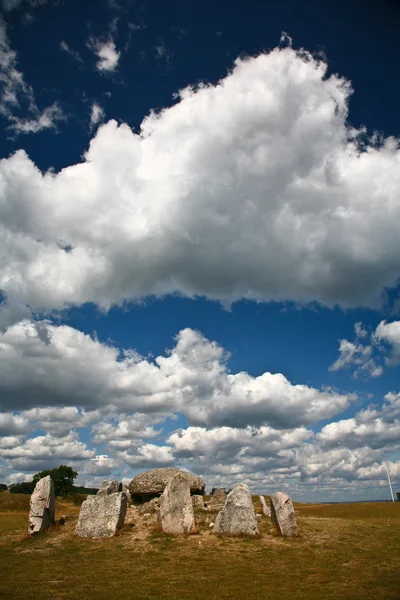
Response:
[28,475,55,535]
[76,492,127,538]
[157,472,196,534]
[213,483,259,536]
[270,492,298,537]
[129,468,205,499]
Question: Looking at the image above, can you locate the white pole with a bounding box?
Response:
[384,462,395,503]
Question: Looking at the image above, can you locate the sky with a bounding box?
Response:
[0,0,400,502]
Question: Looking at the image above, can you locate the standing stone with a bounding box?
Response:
[157,472,196,534]
[213,484,259,536]
[270,492,298,537]
[28,475,55,535]
[76,492,127,538]
[97,480,122,496]
[208,488,227,510]
[191,495,205,509]
[259,495,271,517]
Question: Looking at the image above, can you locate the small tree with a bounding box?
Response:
[33,465,78,497]
[0,483,7,492]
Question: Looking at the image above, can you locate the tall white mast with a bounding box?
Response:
[384,462,395,503]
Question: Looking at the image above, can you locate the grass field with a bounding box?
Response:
[0,492,399,600]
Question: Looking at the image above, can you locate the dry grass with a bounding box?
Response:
[0,492,399,600]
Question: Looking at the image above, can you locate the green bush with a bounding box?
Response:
[0,484,7,492]
[9,482,34,494]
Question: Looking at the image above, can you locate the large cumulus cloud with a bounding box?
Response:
[1,45,400,327]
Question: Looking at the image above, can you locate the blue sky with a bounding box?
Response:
[0,0,400,502]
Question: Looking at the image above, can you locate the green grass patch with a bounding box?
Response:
[0,494,399,599]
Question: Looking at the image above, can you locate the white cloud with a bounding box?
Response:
[0,21,64,135]
[168,425,311,461]
[91,413,163,444]
[329,339,371,371]
[317,391,400,450]
[6,471,33,484]
[0,435,25,449]
[153,39,172,65]
[89,102,105,130]
[330,319,400,378]
[329,322,383,378]
[0,320,352,430]
[9,102,64,134]
[60,41,83,64]
[0,431,95,471]
[354,322,368,339]
[374,320,400,364]
[87,37,120,73]
[0,413,30,435]
[1,45,400,321]
[117,443,174,468]
[83,454,122,476]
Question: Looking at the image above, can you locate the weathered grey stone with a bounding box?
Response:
[28,475,55,535]
[138,497,160,515]
[191,495,205,509]
[208,488,227,510]
[157,472,196,534]
[121,481,132,503]
[259,495,271,517]
[129,468,205,499]
[270,492,298,537]
[97,480,122,496]
[213,484,259,537]
[76,492,127,538]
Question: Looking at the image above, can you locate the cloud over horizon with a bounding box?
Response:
[0,318,399,498]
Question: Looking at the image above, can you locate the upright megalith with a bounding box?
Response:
[28,475,55,535]
[213,484,259,536]
[76,492,127,538]
[191,494,205,509]
[270,492,298,537]
[208,488,227,510]
[157,472,196,534]
[97,480,122,496]
[259,495,271,517]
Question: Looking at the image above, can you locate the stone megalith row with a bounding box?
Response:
[28,475,55,535]
[76,492,127,538]
[270,492,298,537]
[213,484,259,536]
